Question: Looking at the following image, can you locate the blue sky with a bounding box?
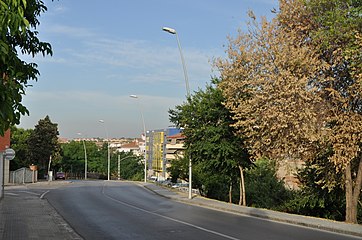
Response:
[19,0,278,139]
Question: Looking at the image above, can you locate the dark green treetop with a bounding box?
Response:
[0,0,52,135]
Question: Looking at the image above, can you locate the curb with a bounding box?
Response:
[143,183,362,238]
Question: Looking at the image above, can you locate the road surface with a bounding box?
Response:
[42,181,360,240]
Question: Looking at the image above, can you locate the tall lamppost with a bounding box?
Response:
[99,120,110,181]
[77,133,88,180]
[162,26,192,199]
[130,95,147,183]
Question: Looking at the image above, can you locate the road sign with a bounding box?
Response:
[4,148,15,160]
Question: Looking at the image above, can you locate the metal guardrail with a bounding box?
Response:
[176,186,200,195]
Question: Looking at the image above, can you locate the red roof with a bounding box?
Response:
[121,141,139,149]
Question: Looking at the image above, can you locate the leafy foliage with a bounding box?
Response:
[284,149,346,221]
[60,140,91,176]
[169,78,251,202]
[193,162,232,201]
[9,125,33,170]
[217,0,362,223]
[217,6,326,162]
[118,153,143,181]
[27,115,60,176]
[0,0,52,135]
[60,141,143,180]
[245,158,292,210]
[168,155,188,183]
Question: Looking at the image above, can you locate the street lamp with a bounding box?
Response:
[162,27,190,97]
[77,133,88,180]
[130,95,147,183]
[99,120,110,181]
[163,26,192,199]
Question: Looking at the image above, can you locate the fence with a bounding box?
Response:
[9,168,38,184]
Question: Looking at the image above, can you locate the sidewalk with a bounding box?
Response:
[0,182,82,240]
[141,182,362,238]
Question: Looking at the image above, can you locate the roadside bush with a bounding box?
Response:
[194,164,231,201]
[245,158,293,209]
[283,151,353,222]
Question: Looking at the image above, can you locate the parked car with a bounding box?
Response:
[158,180,173,187]
[149,176,157,182]
[172,182,189,188]
[55,172,65,180]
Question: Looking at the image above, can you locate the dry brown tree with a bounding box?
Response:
[217,0,362,223]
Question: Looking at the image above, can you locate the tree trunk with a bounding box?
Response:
[345,158,362,224]
[345,163,354,223]
[229,182,232,204]
[239,165,246,206]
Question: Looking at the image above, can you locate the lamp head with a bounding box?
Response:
[162,27,176,34]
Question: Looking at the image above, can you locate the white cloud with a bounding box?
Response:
[39,26,216,85]
[47,25,95,38]
[20,89,183,137]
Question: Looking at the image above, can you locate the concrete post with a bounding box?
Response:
[4,157,9,185]
[0,152,4,200]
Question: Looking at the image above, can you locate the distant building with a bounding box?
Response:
[117,138,144,156]
[165,132,185,179]
[58,137,69,144]
[146,129,165,180]
[146,127,182,180]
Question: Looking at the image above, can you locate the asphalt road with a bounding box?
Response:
[43,181,360,240]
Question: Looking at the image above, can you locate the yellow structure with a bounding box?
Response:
[152,131,164,173]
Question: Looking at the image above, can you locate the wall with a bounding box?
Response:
[0,129,11,199]
[0,129,10,151]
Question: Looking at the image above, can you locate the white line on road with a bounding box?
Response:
[5,193,19,196]
[101,185,240,240]
[40,190,50,199]
[18,191,41,196]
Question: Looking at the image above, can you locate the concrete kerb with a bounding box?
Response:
[4,180,73,189]
[142,183,362,238]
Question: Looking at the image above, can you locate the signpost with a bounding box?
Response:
[4,148,15,160]
[1,148,15,200]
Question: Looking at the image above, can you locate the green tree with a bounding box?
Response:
[169,78,251,205]
[118,152,143,181]
[245,158,292,210]
[168,155,188,183]
[60,141,86,177]
[27,115,60,176]
[0,0,52,135]
[285,147,347,221]
[60,141,143,180]
[9,125,33,170]
[305,0,362,224]
[94,142,108,176]
[193,162,233,202]
[60,140,108,179]
[277,0,362,223]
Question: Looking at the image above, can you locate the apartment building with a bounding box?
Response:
[146,127,183,181]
